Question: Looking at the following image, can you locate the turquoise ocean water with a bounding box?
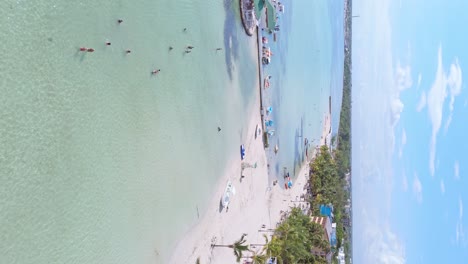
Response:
[261,0,344,178]
[0,0,343,263]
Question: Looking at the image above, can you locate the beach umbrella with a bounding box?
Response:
[267,106,273,115]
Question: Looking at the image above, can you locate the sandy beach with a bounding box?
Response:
[169,87,331,264]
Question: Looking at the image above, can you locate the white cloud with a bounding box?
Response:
[444,114,453,134]
[390,62,412,129]
[416,91,426,112]
[440,179,445,195]
[364,221,406,264]
[455,161,460,180]
[395,62,413,91]
[427,46,463,176]
[390,99,404,128]
[401,129,407,146]
[413,174,423,203]
[460,198,463,218]
[448,59,463,111]
[402,172,408,192]
[417,74,422,89]
[352,0,407,262]
[398,129,407,159]
[456,197,466,246]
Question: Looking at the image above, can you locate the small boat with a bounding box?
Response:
[262,56,270,65]
[240,145,246,160]
[279,4,284,13]
[221,181,236,208]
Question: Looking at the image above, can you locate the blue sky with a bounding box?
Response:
[353,0,468,263]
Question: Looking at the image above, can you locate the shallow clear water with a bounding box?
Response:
[0,0,256,263]
[0,0,343,263]
[261,0,344,178]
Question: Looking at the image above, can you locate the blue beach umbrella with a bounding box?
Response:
[267,106,273,115]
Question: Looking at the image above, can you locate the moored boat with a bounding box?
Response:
[221,181,236,208]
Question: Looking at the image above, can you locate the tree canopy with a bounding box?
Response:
[262,207,330,264]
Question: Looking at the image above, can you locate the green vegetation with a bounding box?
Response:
[260,207,330,264]
[309,145,346,249]
[211,234,251,262]
[337,0,352,259]
[335,0,352,179]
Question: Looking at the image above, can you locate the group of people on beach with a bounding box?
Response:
[284,172,292,189]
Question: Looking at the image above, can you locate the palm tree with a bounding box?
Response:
[211,233,250,262]
[250,251,267,264]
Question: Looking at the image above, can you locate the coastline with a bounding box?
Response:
[170,10,333,263]
[169,98,331,264]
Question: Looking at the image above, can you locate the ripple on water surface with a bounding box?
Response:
[0,0,257,263]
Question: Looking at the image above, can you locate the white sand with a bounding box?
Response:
[169,93,331,263]
[169,28,332,263]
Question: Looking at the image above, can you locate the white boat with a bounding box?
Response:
[221,181,236,208]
